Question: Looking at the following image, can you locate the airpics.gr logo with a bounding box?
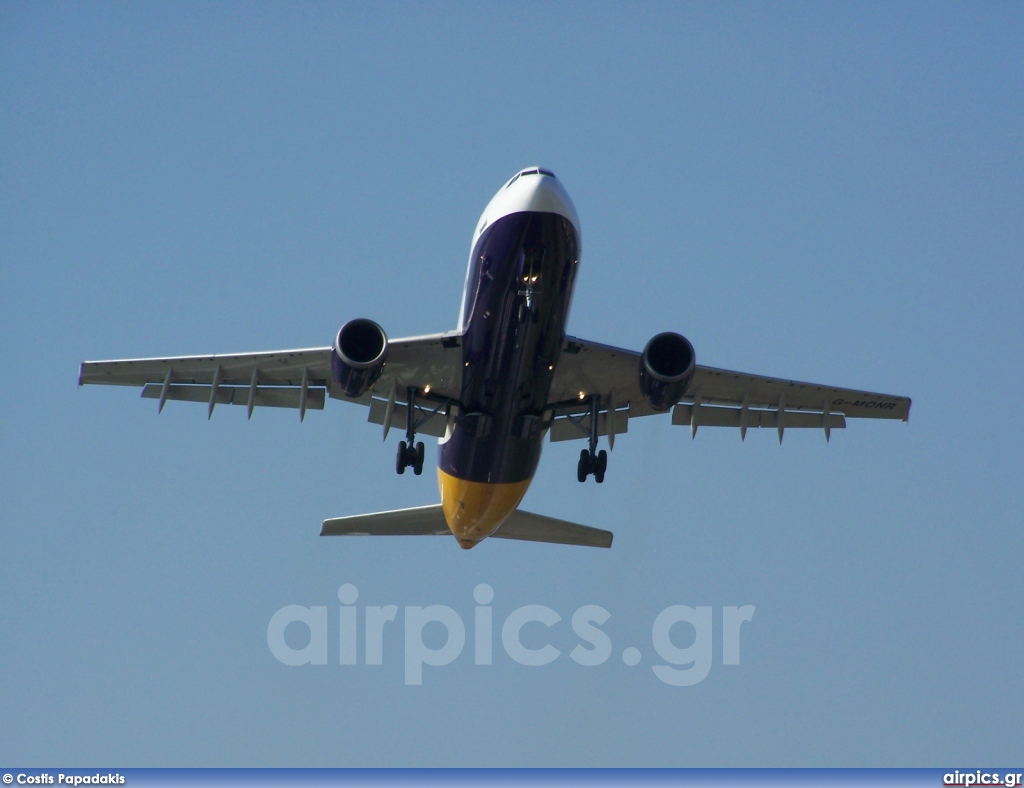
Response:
[267,584,755,686]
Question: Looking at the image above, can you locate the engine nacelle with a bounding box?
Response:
[639,332,696,411]
[331,318,388,397]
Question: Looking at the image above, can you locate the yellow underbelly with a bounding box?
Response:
[438,469,531,549]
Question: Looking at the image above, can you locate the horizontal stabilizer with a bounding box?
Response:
[321,505,451,537]
[493,509,613,548]
[321,505,612,548]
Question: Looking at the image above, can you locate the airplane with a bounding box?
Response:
[79,167,911,550]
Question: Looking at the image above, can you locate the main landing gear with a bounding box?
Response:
[395,386,426,476]
[576,394,608,484]
[578,447,607,484]
[396,439,424,476]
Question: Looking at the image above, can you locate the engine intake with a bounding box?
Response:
[639,332,696,411]
[331,318,388,397]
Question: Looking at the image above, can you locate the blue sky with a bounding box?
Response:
[2,2,1022,767]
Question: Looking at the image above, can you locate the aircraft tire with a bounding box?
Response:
[397,440,407,474]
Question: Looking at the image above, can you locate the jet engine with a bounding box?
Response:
[638,332,696,411]
[331,318,388,397]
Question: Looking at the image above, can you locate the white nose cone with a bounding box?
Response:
[472,168,580,247]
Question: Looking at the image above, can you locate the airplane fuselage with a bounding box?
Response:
[438,168,581,548]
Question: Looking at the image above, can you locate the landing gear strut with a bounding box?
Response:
[576,395,608,484]
[395,386,425,476]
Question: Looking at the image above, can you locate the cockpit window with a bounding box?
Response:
[507,168,557,188]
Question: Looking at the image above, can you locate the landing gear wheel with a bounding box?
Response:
[576,447,609,483]
[577,449,589,483]
[396,440,408,475]
[413,441,425,475]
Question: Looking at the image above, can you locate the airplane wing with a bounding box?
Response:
[547,335,911,443]
[78,331,464,429]
[320,504,613,548]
